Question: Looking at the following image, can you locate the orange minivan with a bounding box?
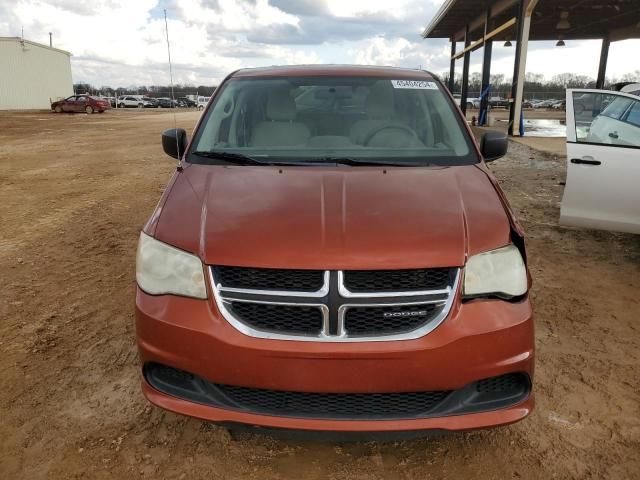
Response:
[135,65,534,434]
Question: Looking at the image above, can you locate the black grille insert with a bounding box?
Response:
[476,373,526,393]
[344,303,442,335]
[214,266,324,292]
[145,364,532,421]
[343,268,452,293]
[217,385,450,419]
[228,302,323,335]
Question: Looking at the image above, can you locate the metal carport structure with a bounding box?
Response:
[422,0,640,135]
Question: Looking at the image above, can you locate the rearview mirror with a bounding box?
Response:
[162,128,187,159]
[480,131,508,162]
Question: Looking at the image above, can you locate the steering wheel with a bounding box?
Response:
[363,124,417,146]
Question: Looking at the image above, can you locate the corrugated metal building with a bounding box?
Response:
[0,37,73,110]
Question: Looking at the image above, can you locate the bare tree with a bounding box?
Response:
[621,70,640,82]
[525,72,544,84]
[490,73,505,86]
[551,73,593,88]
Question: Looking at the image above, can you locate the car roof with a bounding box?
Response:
[231,64,437,80]
[620,83,640,93]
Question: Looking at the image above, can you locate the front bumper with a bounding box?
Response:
[135,287,534,432]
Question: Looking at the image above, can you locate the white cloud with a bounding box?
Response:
[353,37,436,69]
[327,0,414,17]
[0,0,638,87]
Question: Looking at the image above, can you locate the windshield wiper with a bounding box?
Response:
[191,150,278,166]
[313,157,430,167]
[191,152,430,167]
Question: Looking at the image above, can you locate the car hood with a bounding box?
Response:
[151,164,512,269]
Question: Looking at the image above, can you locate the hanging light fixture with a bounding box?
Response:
[504,40,512,47]
[556,10,571,30]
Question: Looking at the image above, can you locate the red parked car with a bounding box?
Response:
[51,95,110,114]
[136,65,534,435]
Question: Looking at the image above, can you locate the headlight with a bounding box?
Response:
[136,232,207,299]
[463,244,527,298]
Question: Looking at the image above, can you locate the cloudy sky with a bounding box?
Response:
[1,0,638,87]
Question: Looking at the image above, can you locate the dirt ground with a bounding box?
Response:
[1,109,638,480]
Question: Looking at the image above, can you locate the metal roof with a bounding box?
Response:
[423,0,640,42]
[0,37,72,56]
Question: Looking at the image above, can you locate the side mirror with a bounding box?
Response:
[162,128,187,159]
[480,131,508,162]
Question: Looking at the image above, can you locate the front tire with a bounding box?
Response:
[138,103,144,108]
[54,105,62,113]
[85,105,94,114]
[118,103,125,108]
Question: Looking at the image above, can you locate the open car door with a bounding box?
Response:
[560,89,640,234]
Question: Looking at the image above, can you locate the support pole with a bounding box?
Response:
[479,8,493,126]
[448,39,456,92]
[460,24,471,117]
[596,37,610,89]
[508,0,537,136]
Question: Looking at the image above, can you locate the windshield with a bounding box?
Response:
[189,76,476,166]
[600,96,633,120]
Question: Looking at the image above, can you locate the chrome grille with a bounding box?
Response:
[210,267,459,342]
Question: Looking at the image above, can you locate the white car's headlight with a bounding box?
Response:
[136,232,207,299]
[463,244,527,298]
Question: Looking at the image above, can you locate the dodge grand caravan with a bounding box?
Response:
[136,65,534,433]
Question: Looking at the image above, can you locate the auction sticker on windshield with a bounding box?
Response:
[391,80,438,90]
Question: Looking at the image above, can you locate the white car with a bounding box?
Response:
[142,97,158,108]
[117,95,144,108]
[197,96,210,110]
[619,82,640,96]
[560,88,640,234]
[451,94,477,110]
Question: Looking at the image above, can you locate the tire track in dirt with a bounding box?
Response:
[1,111,638,480]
